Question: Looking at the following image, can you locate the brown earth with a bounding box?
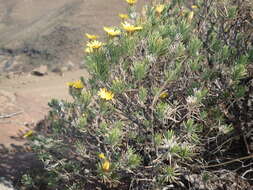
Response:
[0,0,144,182]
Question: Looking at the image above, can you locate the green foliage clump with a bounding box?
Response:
[24,0,253,189]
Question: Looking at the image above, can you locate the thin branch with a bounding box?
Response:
[202,154,253,169]
[0,111,23,119]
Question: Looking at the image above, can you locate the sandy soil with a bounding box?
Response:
[0,70,88,149]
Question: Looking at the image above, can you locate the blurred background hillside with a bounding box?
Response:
[0,0,144,75]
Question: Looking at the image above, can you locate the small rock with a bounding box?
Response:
[61,66,70,72]
[31,65,48,76]
[66,60,75,68]
[51,66,63,76]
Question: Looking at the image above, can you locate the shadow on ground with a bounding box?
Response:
[0,143,42,183]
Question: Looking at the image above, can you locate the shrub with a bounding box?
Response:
[23,0,253,189]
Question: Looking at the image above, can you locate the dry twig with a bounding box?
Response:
[0,111,23,119]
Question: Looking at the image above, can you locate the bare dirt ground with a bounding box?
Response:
[0,69,88,149]
[0,0,144,182]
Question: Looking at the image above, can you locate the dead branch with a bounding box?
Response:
[0,111,23,119]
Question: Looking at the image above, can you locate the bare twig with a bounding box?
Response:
[202,154,253,168]
[0,111,23,119]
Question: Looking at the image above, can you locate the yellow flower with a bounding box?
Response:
[67,82,74,87]
[187,11,194,22]
[155,4,165,14]
[84,47,93,54]
[73,80,84,89]
[85,33,99,40]
[118,14,129,20]
[191,5,198,9]
[121,22,143,33]
[23,130,33,138]
[159,92,169,99]
[87,40,104,49]
[102,160,110,172]
[68,80,84,89]
[98,88,114,101]
[98,153,106,159]
[103,27,121,37]
[126,0,137,5]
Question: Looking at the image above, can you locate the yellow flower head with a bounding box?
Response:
[98,88,114,100]
[126,0,137,5]
[73,80,84,89]
[84,47,93,54]
[85,33,99,40]
[103,27,121,37]
[23,130,33,138]
[118,14,129,20]
[191,5,198,9]
[67,82,74,87]
[121,22,143,33]
[155,4,165,14]
[98,153,106,159]
[187,11,194,22]
[67,80,84,89]
[87,40,104,49]
[102,160,110,172]
[159,92,169,99]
